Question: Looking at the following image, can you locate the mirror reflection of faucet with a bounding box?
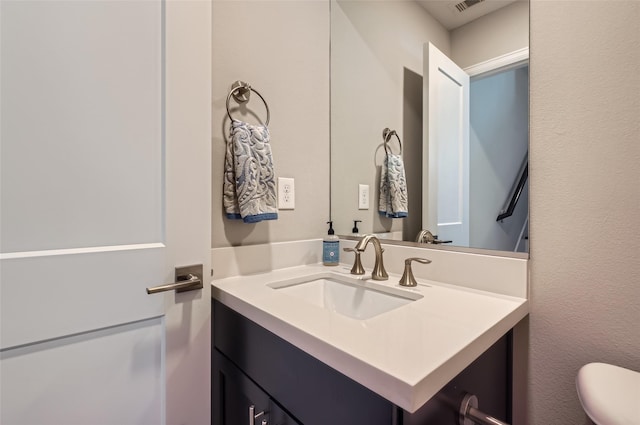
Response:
[416,229,452,245]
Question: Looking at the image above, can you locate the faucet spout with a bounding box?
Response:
[354,234,388,281]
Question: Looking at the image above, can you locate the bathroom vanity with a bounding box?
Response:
[213,299,512,425]
[210,243,528,425]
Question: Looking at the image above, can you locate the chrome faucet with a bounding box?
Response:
[354,234,388,280]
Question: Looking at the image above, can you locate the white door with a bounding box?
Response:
[423,42,470,246]
[0,1,211,424]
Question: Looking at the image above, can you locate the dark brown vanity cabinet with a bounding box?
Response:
[212,300,512,425]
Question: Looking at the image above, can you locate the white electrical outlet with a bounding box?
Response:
[358,184,369,210]
[278,177,295,209]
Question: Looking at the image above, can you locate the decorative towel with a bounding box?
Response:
[223,120,278,223]
[378,153,408,218]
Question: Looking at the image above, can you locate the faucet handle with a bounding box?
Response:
[343,248,365,275]
[399,257,431,287]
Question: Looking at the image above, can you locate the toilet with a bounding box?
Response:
[576,362,640,425]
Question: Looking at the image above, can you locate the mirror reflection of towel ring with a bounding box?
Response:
[382,128,402,155]
[226,80,271,126]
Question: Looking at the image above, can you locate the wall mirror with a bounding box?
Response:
[331,0,529,256]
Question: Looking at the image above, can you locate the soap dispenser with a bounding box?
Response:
[352,220,362,236]
[323,221,340,266]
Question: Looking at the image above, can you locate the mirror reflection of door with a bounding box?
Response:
[423,43,529,251]
[423,42,470,247]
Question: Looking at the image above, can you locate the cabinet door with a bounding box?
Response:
[213,350,300,425]
[213,349,269,425]
[269,402,301,425]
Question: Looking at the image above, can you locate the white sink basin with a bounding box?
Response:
[267,272,423,320]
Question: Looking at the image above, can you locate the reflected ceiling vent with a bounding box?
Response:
[452,0,485,13]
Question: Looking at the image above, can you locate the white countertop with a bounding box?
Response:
[212,263,528,413]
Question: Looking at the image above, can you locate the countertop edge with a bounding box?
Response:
[407,301,529,411]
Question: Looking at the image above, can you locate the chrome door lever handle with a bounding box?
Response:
[146,265,203,294]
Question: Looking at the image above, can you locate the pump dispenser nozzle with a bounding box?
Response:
[326,221,335,235]
[352,220,361,234]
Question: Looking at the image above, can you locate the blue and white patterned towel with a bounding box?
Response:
[378,153,408,218]
[223,120,278,223]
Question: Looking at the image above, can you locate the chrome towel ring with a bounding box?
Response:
[226,80,271,126]
[383,128,402,155]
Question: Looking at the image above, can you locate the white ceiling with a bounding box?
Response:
[417,0,520,30]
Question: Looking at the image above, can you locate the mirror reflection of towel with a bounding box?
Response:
[378,153,408,218]
[223,120,278,223]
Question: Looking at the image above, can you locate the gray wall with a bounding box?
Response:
[451,0,529,69]
[211,1,330,248]
[529,1,640,424]
[212,0,529,248]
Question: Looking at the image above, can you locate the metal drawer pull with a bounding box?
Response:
[249,405,266,425]
[459,393,510,425]
[146,265,203,294]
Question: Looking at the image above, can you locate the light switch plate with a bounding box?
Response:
[278,177,295,209]
[358,184,369,210]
